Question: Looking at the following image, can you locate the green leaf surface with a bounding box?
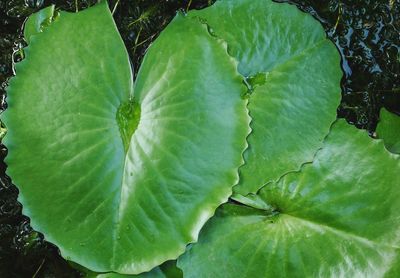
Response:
[178,120,400,277]
[377,108,400,154]
[23,4,55,43]
[76,260,182,278]
[190,0,342,195]
[3,2,249,274]
[84,269,163,278]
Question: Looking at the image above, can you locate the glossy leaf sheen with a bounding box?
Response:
[190,0,342,195]
[3,2,249,274]
[377,108,400,154]
[23,4,55,44]
[178,120,400,277]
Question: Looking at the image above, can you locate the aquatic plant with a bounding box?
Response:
[2,0,399,276]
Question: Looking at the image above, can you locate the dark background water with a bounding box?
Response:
[0,0,399,277]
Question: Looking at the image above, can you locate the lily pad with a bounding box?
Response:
[3,1,249,274]
[189,0,342,195]
[178,120,400,277]
[377,108,400,154]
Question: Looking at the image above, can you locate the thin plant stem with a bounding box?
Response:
[131,26,143,58]
[32,259,45,278]
[186,0,193,12]
[112,0,120,15]
[332,1,342,35]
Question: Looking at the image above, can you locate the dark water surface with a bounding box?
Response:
[0,0,399,277]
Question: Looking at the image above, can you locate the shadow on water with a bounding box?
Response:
[0,0,399,276]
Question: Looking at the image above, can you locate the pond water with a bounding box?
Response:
[0,0,399,276]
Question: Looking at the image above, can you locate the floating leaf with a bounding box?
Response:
[178,120,400,277]
[377,108,400,154]
[23,4,55,43]
[189,0,342,195]
[3,1,249,274]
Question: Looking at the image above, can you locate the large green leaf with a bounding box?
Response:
[377,108,400,154]
[189,0,342,195]
[178,120,400,277]
[3,1,249,274]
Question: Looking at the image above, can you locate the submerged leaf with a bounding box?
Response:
[189,0,342,195]
[377,108,400,154]
[178,120,400,277]
[3,1,249,274]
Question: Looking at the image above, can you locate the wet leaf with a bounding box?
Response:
[3,1,249,274]
[23,4,55,44]
[178,120,400,277]
[189,0,342,195]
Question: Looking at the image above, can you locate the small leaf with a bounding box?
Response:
[23,4,56,43]
[377,108,400,154]
[178,120,400,277]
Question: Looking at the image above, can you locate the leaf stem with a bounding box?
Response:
[32,259,45,278]
[112,0,120,15]
[332,1,342,35]
[186,0,193,12]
